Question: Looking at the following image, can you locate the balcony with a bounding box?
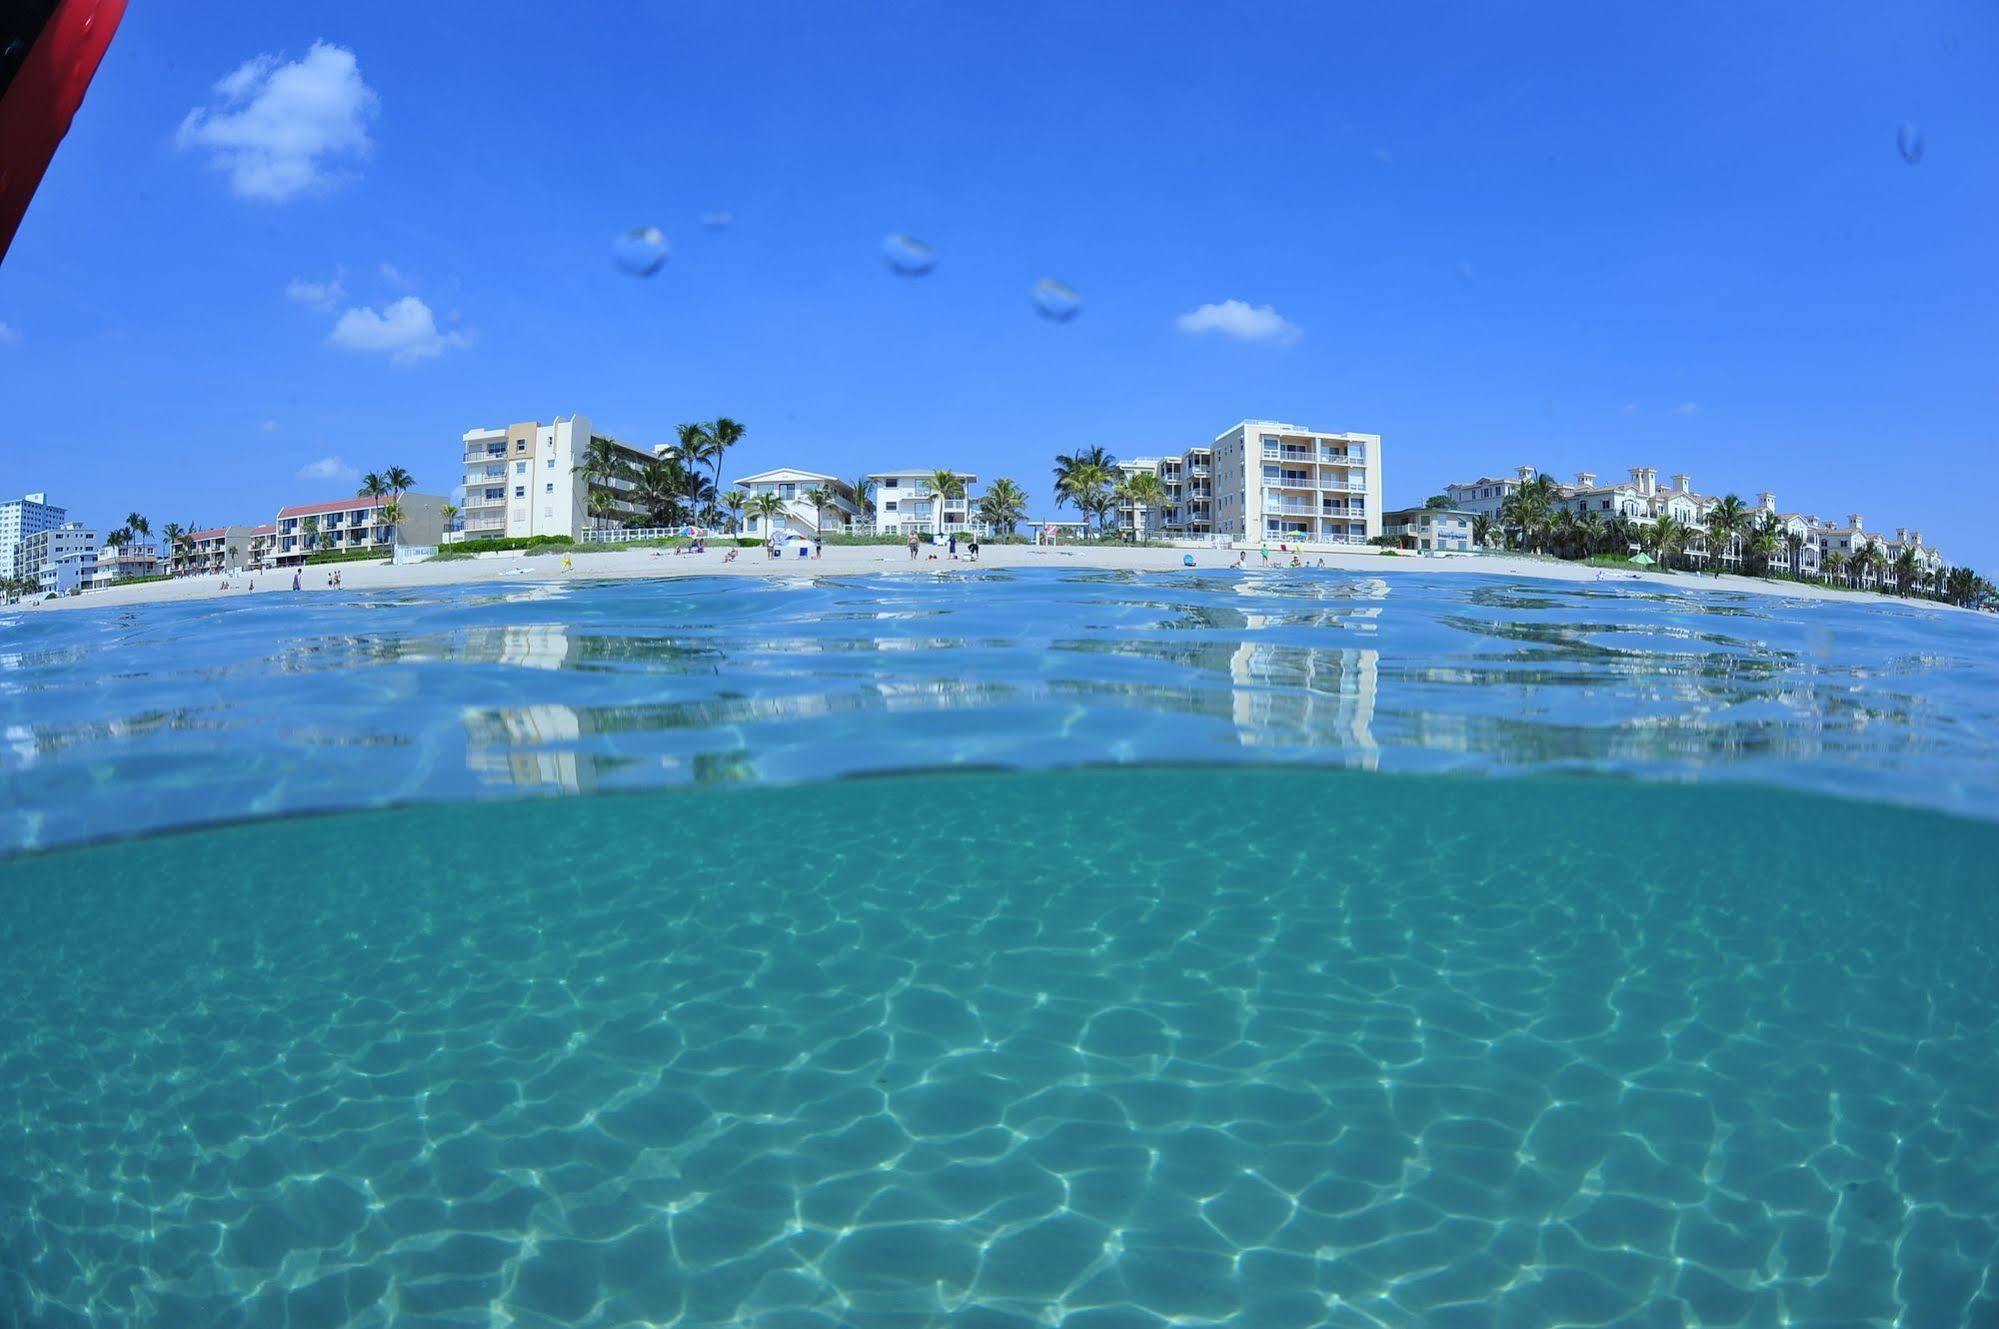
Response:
[1261,446,1316,462]
[1264,499,1318,515]
[1320,450,1366,466]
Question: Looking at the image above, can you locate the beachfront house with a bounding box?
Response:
[1115,421,1382,545]
[868,469,981,537]
[1382,507,1477,552]
[731,469,865,539]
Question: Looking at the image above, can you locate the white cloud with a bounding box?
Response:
[298,455,358,484]
[285,273,345,311]
[0,320,17,345]
[378,262,409,287]
[1174,299,1303,347]
[177,42,378,201]
[326,295,469,364]
[1673,401,1700,415]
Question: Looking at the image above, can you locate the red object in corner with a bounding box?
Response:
[0,0,126,264]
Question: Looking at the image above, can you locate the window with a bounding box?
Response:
[515,486,526,498]
[779,483,796,499]
[515,461,527,474]
[884,478,898,488]
[546,459,554,469]
[545,483,554,493]
[884,501,897,511]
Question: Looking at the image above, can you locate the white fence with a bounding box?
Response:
[578,527,706,545]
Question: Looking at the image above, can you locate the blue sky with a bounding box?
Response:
[3,1,1995,564]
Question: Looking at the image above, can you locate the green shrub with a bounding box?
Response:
[305,548,392,565]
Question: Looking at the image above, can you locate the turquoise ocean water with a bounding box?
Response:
[3,571,1997,1326]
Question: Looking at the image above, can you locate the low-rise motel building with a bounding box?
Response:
[458,414,664,541]
[1116,419,1383,545]
[1443,464,1948,586]
[868,469,981,537]
[731,470,866,540]
[273,494,446,567]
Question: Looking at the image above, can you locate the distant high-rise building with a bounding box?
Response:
[1,492,66,579]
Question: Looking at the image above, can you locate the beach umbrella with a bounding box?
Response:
[1629,552,1656,566]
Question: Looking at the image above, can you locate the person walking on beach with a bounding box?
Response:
[907,532,920,560]
[947,532,958,559]
[813,533,823,560]
[292,569,301,591]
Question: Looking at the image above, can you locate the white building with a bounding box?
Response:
[458,414,664,541]
[18,522,97,593]
[172,526,254,577]
[1383,507,1477,551]
[732,469,865,539]
[1118,420,1383,545]
[87,539,160,588]
[1,492,66,580]
[869,469,980,537]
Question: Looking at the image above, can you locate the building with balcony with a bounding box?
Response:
[459,414,665,541]
[173,526,256,576]
[1439,463,1947,581]
[1117,420,1383,545]
[1383,507,1477,552]
[732,469,865,539]
[1,492,66,580]
[868,469,981,537]
[19,522,99,593]
[274,494,447,566]
[87,538,160,587]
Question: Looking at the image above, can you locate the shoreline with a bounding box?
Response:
[10,543,1978,615]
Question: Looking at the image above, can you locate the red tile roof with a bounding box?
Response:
[278,494,392,519]
[250,524,276,535]
[188,527,229,540]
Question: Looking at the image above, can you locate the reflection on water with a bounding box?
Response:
[1,570,1995,851]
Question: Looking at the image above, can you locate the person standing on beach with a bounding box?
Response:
[813,533,823,560]
[292,569,301,591]
[907,532,919,560]
[947,532,958,559]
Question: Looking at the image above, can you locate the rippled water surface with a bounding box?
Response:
[3,571,1998,1328]
[3,570,1996,851]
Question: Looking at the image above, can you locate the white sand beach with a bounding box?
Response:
[16,542,1971,614]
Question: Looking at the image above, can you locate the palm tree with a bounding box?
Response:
[1891,546,1920,597]
[358,473,388,500]
[675,422,718,495]
[1703,494,1749,576]
[124,511,150,540]
[376,497,405,546]
[1784,532,1806,579]
[301,514,321,551]
[978,478,1028,534]
[440,502,459,536]
[802,486,836,535]
[926,468,967,535]
[1601,515,1637,558]
[1853,538,1886,590]
[635,456,709,529]
[1497,473,1559,552]
[721,488,747,533]
[1821,549,1847,586]
[1471,514,1494,550]
[1053,446,1118,526]
[747,491,786,542]
[1117,472,1167,539]
[160,521,184,572]
[384,466,415,496]
[849,476,874,531]
[1648,513,1688,572]
[573,436,634,528]
[1547,507,1579,559]
[706,417,746,502]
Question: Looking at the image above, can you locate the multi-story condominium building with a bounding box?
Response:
[19,522,97,592]
[247,524,277,569]
[459,414,663,541]
[1118,420,1382,544]
[1,491,66,580]
[732,469,865,539]
[274,494,446,566]
[869,469,980,537]
[173,526,255,576]
[1441,471,1528,519]
[1383,507,1477,551]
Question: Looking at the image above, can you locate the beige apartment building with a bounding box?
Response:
[1119,419,1383,544]
[459,414,663,540]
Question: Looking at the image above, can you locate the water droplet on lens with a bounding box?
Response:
[1032,278,1081,322]
[1896,122,1925,165]
[700,211,732,230]
[613,226,669,277]
[882,233,936,276]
